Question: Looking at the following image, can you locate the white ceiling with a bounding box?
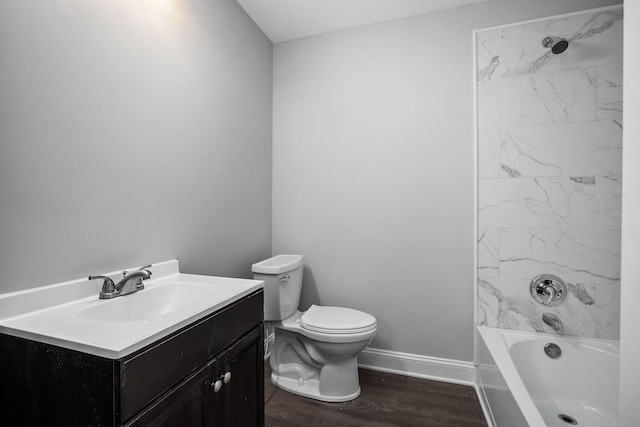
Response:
[237,0,488,43]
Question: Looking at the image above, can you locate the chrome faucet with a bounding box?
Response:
[89,264,152,299]
[542,312,564,334]
[540,281,557,305]
[530,275,567,306]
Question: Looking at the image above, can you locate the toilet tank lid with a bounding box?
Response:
[251,254,304,274]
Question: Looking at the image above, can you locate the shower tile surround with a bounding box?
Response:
[476,6,623,339]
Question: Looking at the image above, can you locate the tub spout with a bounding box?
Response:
[542,312,564,334]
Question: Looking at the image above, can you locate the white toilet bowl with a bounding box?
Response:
[252,255,377,402]
[269,306,377,402]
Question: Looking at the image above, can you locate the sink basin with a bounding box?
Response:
[0,260,264,358]
[76,282,220,323]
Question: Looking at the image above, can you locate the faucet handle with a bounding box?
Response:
[542,283,556,305]
[138,264,152,277]
[530,274,567,306]
[135,264,153,290]
[88,275,114,287]
[89,275,117,299]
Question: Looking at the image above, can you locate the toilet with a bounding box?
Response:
[252,254,377,402]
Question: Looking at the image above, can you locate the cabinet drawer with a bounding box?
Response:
[118,290,263,422]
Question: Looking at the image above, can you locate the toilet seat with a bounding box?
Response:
[275,310,377,344]
[301,305,377,334]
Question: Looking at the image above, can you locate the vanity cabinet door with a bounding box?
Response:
[124,359,216,427]
[215,326,264,427]
[119,290,264,422]
[124,325,264,427]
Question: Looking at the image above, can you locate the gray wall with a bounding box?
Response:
[0,0,273,293]
[272,0,619,362]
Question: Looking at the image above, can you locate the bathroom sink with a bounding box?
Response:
[0,260,264,358]
[76,282,220,323]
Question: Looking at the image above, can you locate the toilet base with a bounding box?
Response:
[271,372,361,402]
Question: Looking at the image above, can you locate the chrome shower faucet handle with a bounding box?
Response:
[530,274,567,306]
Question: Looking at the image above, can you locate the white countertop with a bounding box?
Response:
[0,260,263,359]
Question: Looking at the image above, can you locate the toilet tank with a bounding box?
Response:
[252,255,304,321]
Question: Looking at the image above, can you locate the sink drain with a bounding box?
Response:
[558,414,578,425]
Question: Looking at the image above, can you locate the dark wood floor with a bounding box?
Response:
[264,364,488,427]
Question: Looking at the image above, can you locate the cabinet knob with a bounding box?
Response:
[223,371,232,384]
[212,379,223,393]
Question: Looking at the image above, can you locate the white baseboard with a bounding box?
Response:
[358,347,477,386]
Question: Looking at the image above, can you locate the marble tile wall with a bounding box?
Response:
[476,6,623,339]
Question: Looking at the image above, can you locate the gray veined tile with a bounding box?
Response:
[570,176,595,185]
[499,121,622,178]
[596,175,622,229]
[594,284,620,339]
[478,277,595,337]
[478,278,541,330]
[567,281,596,305]
[478,129,500,178]
[554,281,596,337]
[499,229,621,286]
[478,177,596,229]
[597,63,623,121]
[476,29,500,81]
[477,68,597,129]
[478,228,500,278]
[500,7,623,78]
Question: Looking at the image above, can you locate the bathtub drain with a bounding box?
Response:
[544,343,562,358]
[558,414,578,425]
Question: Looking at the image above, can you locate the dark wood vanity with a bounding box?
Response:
[0,289,264,426]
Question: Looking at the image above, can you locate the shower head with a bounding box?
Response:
[542,36,569,54]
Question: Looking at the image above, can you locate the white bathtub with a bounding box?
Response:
[477,326,619,427]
